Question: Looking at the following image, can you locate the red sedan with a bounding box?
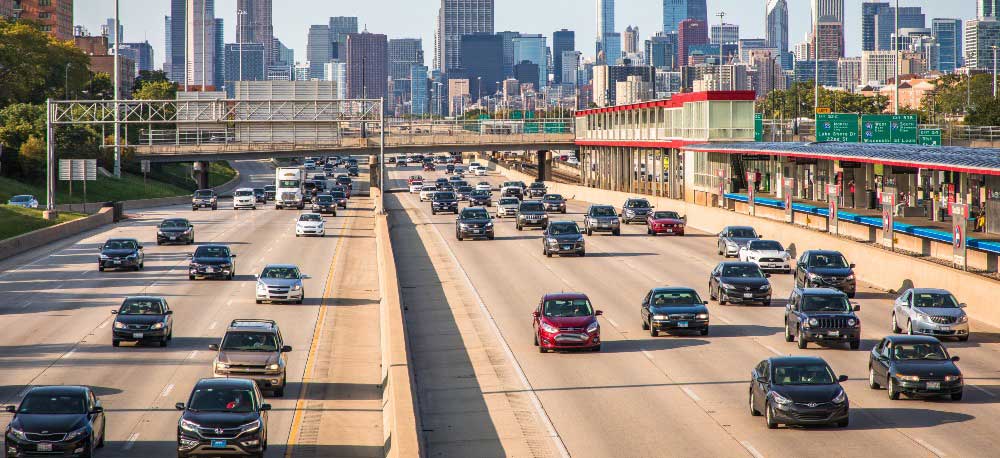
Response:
[532,293,602,352]
[646,210,686,236]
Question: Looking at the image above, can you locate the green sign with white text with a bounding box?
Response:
[918,128,943,146]
[816,113,860,143]
[861,115,918,144]
[755,113,764,142]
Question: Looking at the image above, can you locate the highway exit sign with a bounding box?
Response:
[918,128,943,146]
[815,113,859,143]
[754,113,763,142]
[861,114,918,144]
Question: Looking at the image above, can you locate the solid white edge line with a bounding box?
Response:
[913,438,946,457]
[740,440,765,458]
[123,432,139,450]
[970,384,995,397]
[422,199,572,458]
[605,317,619,328]
[682,387,701,402]
[160,384,174,397]
[714,315,732,324]
[762,344,783,356]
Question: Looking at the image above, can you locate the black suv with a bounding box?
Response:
[192,189,218,210]
[4,386,106,457]
[311,194,337,215]
[708,262,772,306]
[253,188,266,203]
[176,378,270,457]
[527,182,547,198]
[868,335,963,401]
[111,296,174,347]
[749,356,849,429]
[640,287,710,336]
[98,238,144,271]
[543,221,585,257]
[189,244,236,280]
[157,218,195,245]
[456,207,495,240]
[583,205,620,236]
[431,191,459,215]
[784,288,861,350]
[348,166,359,176]
[516,201,549,231]
[541,194,567,213]
[794,250,857,298]
[621,198,653,224]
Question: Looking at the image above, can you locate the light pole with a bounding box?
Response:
[813,3,819,115]
[893,0,899,114]
[477,76,482,111]
[64,63,72,100]
[994,46,999,98]
[112,0,121,178]
[237,9,247,84]
[716,12,726,90]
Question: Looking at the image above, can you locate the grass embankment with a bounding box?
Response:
[152,162,237,189]
[0,205,85,240]
[0,173,193,205]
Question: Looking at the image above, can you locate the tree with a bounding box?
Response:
[0,19,91,107]
[133,70,174,99]
[17,135,46,180]
[133,80,177,101]
[84,72,114,100]
[921,73,995,124]
[759,81,888,119]
[0,103,45,178]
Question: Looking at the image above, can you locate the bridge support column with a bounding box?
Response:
[535,150,552,182]
[194,161,210,189]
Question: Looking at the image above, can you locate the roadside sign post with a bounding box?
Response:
[881,185,896,250]
[754,113,763,142]
[815,113,860,143]
[58,159,97,212]
[953,203,968,271]
[746,171,756,217]
[827,184,840,235]
[783,177,795,223]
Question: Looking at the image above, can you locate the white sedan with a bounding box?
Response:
[419,185,438,201]
[738,240,792,273]
[475,168,487,176]
[475,182,492,192]
[295,213,326,237]
[409,181,424,193]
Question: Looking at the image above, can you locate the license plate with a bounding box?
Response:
[472,230,481,234]
[37,443,52,452]
[206,267,216,273]
[211,440,227,448]
[133,333,144,339]
[170,236,177,240]
[678,321,689,327]
[744,293,754,298]
[664,229,673,233]
[940,326,950,331]
[114,260,122,264]
[828,330,840,337]
[562,245,572,250]
[926,382,941,390]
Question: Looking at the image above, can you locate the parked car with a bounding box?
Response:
[175,378,271,456]
[583,205,620,236]
[749,356,850,429]
[646,210,685,236]
[794,250,857,298]
[188,244,236,280]
[640,287,709,336]
[717,226,761,257]
[541,194,567,213]
[111,296,174,347]
[784,287,861,350]
[542,221,585,257]
[98,238,144,271]
[5,194,38,208]
[255,264,309,304]
[4,386,106,457]
[868,335,963,400]
[620,198,653,223]
[891,288,970,341]
[739,240,791,273]
[708,262,772,306]
[533,293,602,352]
[455,207,495,240]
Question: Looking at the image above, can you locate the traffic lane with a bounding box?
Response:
[394,190,751,458]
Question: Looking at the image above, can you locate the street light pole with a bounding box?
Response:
[113,0,121,178]
[238,10,246,84]
[64,63,72,100]
[716,11,726,90]
[813,3,819,115]
[893,0,899,114]
[994,46,999,98]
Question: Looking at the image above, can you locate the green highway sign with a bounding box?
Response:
[816,113,860,143]
[861,114,918,144]
[918,128,943,146]
[755,113,763,142]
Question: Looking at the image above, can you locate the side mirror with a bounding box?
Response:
[260,403,272,411]
[703,301,709,305]
[208,344,219,351]
[960,303,968,308]
[253,274,259,280]
[187,254,194,258]
[110,310,118,314]
[137,245,144,249]
[853,305,861,312]
[231,254,237,258]
[281,345,293,352]
[785,304,793,310]
[952,356,961,362]
[850,264,856,268]
[838,375,849,382]
[765,274,772,278]
[302,274,311,279]
[595,310,604,316]
[755,376,767,384]
[5,405,15,413]
[175,403,185,411]
[166,310,174,315]
[91,406,104,414]
[532,311,540,318]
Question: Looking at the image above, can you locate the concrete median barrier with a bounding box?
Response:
[0,207,115,261]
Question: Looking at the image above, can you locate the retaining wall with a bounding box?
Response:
[0,207,115,261]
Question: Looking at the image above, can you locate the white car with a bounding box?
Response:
[232,188,256,210]
[6,194,39,208]
[295,213,326,237]
[475,182,492,192]
[419,185,438,201]
[409,181,424,193]
[738,240,792,273]
[475,168,487,176]
[496,197,520,218]
[469,162,482,172]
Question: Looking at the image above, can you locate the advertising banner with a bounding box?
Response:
[827,184,840,235]
[783,178,795,223]
[953,203,968,270]
[881,185,896,250]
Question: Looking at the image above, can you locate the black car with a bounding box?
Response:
[456,207,495,240]
[111,296,174,347]
[329,184,351,199]
[157,218,195,245]
[543,221,585,257]
[621,198,653,223]
[302,181,317,203]
[469,190,492,207]
[456,186,474,201]
[336,176,353,190]
[263,185,276,201]
[784,288,861,350]
[311,194,337,215]
[583,205,620,236]
[329,191,349,208]
[795,250,857,298]
[431,191,459,215]
[516,201,549,231]
[348,166,360,177]
[445,164,456,174]
[4,386,106,457]
[252,188,266,203]
[749,356,850,429]
[501,186,523,200]
[192,189,218,210]
[709,262,772,306]
[869,335,963,400]
[640,287,709,336]
[541,194,567,213]
[98,238,144,271]
[527,182,547,198]
[175,378,270,457]
[189,244,236,280]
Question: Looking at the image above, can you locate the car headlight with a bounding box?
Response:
[485,222,493,228]
[653,314,668,320]
[725,241,736,248]
[157,231,166,236]
[8,426,27,441]
[256,282,266,291]
[292,284,302,291]
[184,228,193,234]
[459,223,470,229]
[586,321,599,333]
[696,313,709,320]
[268,363,279,371]
[540,322,558,334]
[771,392,793,405]
[216,362,229,371]
[807,272,820,280]
[832,389,847,404]
[721,283,736,290]
[64,426,89,441]
[190,262,201,268]
[916,313,932,322]
[807,318,819,327]
[958,315,968,323]
[126,254,137,259]
[99,254,109,260]
[151,322,165,330]
[847,318,857,327]
[896,374,920,382]
[944,375,962,383]
[782,252,791,260]
[114,321,126,329]
[846,274,856,280]
[180,418,200,432]
[760,284,771,291]
[240,419,261,433]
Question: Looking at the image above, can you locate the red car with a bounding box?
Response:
[423,163,436,172]
[532,293,602,352]
[646,210,686,236]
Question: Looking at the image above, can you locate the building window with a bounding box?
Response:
[41,25,51,32]
[38,12,50,19]
[39,0,51,6]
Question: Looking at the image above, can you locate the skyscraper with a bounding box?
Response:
[561,51,582,86]
[678,18,708,66]
[933,19,963,72]
[186,0,217,89]
[874,7,925,51]
[345,32,388,99]
[552,29,575,84]
[389,39,424,81]
[224,42,265,89]
[811,0,844,25]
[436,0,494,74]
[711,23,739,46]
[273,38,294,66]
[411,65,429,115]
[596,0,615,63]
[306,25,331,80]
[169,0,186,83]
[329,16,359,61]
[812,0,844,59]
[513,34,548,89]
[119,42,155,73]
[460,33,503,99]
[980,0,999,19]
[236,0,273,65]
[497,31,520,78]
[11,0,74,41]
[964,19,1000,70]
[214,18,225,89]
[645,32,677,69]
[663,0,708,33]
[164,16,172,72]
[766,0,789,68]
[862,2,889,52]
[623,26,639,54]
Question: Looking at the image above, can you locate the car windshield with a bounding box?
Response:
[195,191,214,197]
[18,393,86,414]
[892,343,949,361]
[221,331,278,352]
[727,228,757,238]
[801,295,851,312]
[626,200,650,208]
[530,183,545,189]
[549,223,580,235]
[299,214,322,222]
[10,195,31,202]
[104,240,136,250]
[260,266,300,279]
[435,192,456,200]
[161,219,189,228]
[503,182,517,188]
[337,178,351,184]
[264,186,275,191]
[807,253,849,268]
[500,199,519,205]
[459,186,473,192]
[462,209,490,219]
[119,299,165,315]
[913,293,961,308]
[194,246,229,258]
[543,299,594,317]
[253,188,264,194]
[590,207,616,217]
[651,291,702,306]
[721,265,764,278]
[316,196,333,203]
[471,190,489,197]
[235,190,253,196]
[749,241,783,251]
[187,386,256,413]
[543,195,563,201]
[331,192,346,198]
[772,364,837,385]
[652,211,680,219]
[520,203,544,212]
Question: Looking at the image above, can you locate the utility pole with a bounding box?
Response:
[716,12,726,90]
[113,0,121,178]
[813,4,819,115]
[238,9,246,84]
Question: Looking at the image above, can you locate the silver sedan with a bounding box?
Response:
[892,288,969,341]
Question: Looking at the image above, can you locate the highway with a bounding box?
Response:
[0,160,382,457]
[388,162,1000,458]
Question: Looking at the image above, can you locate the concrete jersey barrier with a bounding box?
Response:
[0,207,115,261]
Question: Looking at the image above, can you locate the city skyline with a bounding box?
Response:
[77,0,975,73]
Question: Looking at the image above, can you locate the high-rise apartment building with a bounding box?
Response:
[965,19,1000,70]
[436,0,494,74]
[11,0,74,41]
[678,19,708,67]
[448,78,470,115]
[168,0,186,83]
[273,38,293,66]
[552,29,575,84]
[236,0,273,64]
[118,42,155,73]
[323,62,347,98]
[812,0,844,59]
[561,51,582,86]
[932,19,963,73]
[460,33,503,99]
[749,49,784,98]
[345,32,387,99]
[0,0,13,18]
[662,0,708,33]
[861,50,896,84]
[623,26,640,54]
[411,65,429,115]
[711,23,739,46]
[645,32,678,69]
[329,16,358,61]
[874,6,925,51]
[766,0,789,69]
[513,34,548,89]
[306,25,331,80]
[186,0,217,90]
[980,0,999,19]
[862,2,889,51]
[837,56,862,91]
[224,42,265,90]
[389,38,424,81]
[214,18,224,90]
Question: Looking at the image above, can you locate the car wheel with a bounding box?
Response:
[227,273,234,280]
[255,300,262,304]
[517,225,523,231]
[112,340,120,347]
[613,229,620,236]
[587,228,593,236]
[836,418,849,428]
[456,232,463,241]
[849,339,860,350]
[749,390,761,416]
[156,241,162,246]
[951,391,963,401]
[847,291,856,299]
[533,334,539,346]
[907,320,914,335]
[642,318,649,330]
[296,299,304,305]
[546,250,552,258]
[700,327,709,336]
[709,285,717,300]
[869,366,881,389]
[718,288,727,305]
[591,344,601,352]
[718,245,723,255]
[797,327,808,349]
[274,386,285,398]
[765,403,778,429]
[578,250,585,257]
[650,325,658,337]
[958,335,969,342]
[784,322,794,342]
[562,209,566,214]
[888,376,900,400]
[160,337,168,347]
[891,313,901,333]
[98,266,105,272]
[538,345,547,354]
[189,275,196,280]
[647,228,653,235]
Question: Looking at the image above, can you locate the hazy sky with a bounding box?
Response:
[75,0,976,68]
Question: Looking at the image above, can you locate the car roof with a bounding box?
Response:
[724,225,755,230]
[194,377,256,389]
[768,356,829,366]
[106,238,139,242]
[299,212,322,216]
[650,286,697,293]
[542,292,589,301]
[549,220,576,225]
[162,217,189,222]
[227,319,279,331]
[804,249,844,256]
[25,385,89,396]
[719,262,759,268]
[197,244,230,249]
[796,287,848,296]
[263,264,298,269]
[907,288,952,295]
[123,296,165,302]
[883,335,943,344]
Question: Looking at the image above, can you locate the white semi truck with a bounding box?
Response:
[275,167,304,210]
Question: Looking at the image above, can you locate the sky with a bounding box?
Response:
[75,0,977,69]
